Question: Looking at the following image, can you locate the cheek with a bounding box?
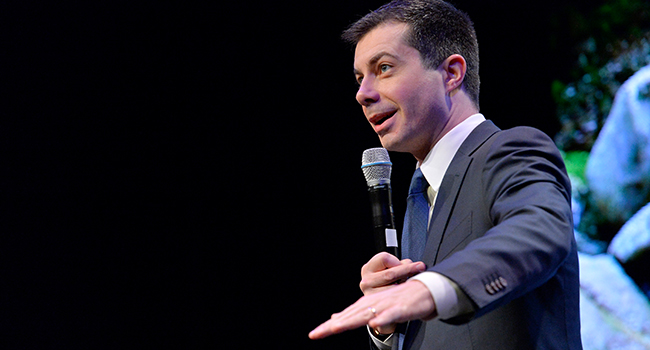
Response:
[400,93,447,142]
[401,90,434,124]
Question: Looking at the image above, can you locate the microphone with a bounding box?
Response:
[361,147,400,259]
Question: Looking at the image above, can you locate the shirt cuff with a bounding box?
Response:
[410,271,461,320]
[367,326,394,350]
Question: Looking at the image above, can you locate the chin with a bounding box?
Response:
[379,134,406,153]
[379,132,422,156]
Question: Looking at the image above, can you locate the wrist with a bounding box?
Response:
[405,279,438,320]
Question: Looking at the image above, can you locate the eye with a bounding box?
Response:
[379,64,391,73]
[355,75,364,85]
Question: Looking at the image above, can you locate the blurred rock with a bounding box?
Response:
[585,65,650,228]
[579,253,650,349]
[609,202,650,263]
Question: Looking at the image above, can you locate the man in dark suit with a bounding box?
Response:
[309,1,582,349]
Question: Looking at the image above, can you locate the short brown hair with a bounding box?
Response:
[342,0,480,109]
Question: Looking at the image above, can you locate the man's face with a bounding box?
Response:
[353,22,449,159]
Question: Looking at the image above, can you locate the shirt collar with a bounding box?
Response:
[418,113,486,192]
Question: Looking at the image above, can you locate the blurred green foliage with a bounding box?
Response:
[551,0,650,151]
[561,150,590,184]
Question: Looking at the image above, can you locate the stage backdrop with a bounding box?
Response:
[2,0,649,348]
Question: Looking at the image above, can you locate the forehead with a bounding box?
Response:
[354,22,412,68]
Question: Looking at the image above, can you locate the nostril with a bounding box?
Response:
[357,89,378,107]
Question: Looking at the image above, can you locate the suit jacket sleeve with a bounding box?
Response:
[427,126,574,321]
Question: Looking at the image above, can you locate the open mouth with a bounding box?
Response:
[375,111,396,126]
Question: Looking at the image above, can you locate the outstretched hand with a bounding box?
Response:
[309,253,436,340]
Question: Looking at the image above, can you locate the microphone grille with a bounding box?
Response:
[361,147,392,185]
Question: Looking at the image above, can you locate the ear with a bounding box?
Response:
[441,54,467,94]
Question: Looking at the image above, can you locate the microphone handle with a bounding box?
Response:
[368,183,400,259]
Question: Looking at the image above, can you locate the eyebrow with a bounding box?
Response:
[353,51,399,76]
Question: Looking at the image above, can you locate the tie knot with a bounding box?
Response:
[409,168,429,194]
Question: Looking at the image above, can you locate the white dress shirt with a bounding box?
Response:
[370,113,485,349]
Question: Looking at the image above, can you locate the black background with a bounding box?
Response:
[3,0,593,348]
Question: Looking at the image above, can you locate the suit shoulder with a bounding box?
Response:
[498,126,554,143]
[488,126,560,155]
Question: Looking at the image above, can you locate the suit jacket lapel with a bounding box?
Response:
[421,120,500,265]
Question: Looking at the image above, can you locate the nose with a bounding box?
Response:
[356,78,379,107]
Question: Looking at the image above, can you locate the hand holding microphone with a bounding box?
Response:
[308,148,430,340]
[360,148,427,335]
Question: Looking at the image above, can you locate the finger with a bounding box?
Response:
[406,261,427,275]
[328,298,374,325]
[361,252,401,276]
[367,301,410,329]
[309,320,334,339]
[360,262,426,293]
[367,281,436,329]
[309,304,375,339]
[378,261,427,285]
[368,309,396,330]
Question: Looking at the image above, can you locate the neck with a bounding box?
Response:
[409,85,479,162]
[412,100,478,163]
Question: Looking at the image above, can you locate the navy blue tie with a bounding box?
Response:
[402,167,430,261]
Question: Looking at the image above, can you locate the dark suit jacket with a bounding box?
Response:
[390,121,582,350]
